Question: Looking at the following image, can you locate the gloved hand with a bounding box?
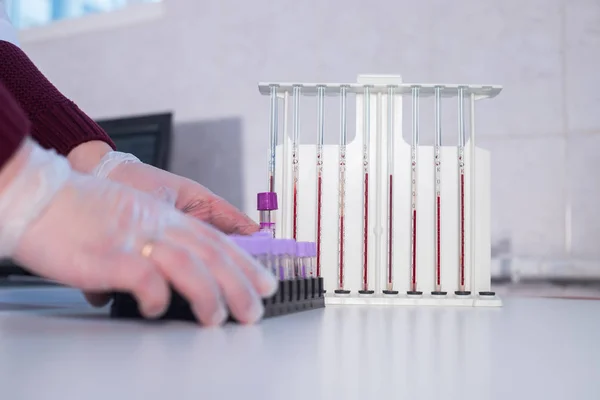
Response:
[91,151,259,235]
[0,139,277,325]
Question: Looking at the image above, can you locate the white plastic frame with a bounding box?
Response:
[258,74,502,307]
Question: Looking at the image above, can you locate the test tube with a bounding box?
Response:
[257,192,278,238]
[315,85,325,277]
[306,241,318,297]
[408,86,423,296]
[272,240,286,280]
[456,87,470,296]
[284,239,297,280]
[359,85,373,294]
[383,86,398,295]
[335,85,350,294]
[254,237,272,270]
[432,86,447,296]
[307,242,317,277]
[295,242,307,278]
[292,85,301,240]
[268,85,279,192]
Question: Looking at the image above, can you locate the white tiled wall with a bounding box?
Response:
[17,0,600,270]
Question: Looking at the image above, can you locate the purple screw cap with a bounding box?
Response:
[251,231,273,238]
[231,236,251,254]
[271,239,285,256]
[257,192,278,211]
[307,242,317,257]
[296,242,307,257]
[282,239,296,256]
[253,237,271,255]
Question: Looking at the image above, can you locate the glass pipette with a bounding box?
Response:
[408,86,422,295]
[359,86,374,294]
[315,85,325,277]
[432,86,446,296]
[335,85,350,294]
[456,86,470,296]
[383,86,398,295]
[292,85,301,240]
[268,85,278,192]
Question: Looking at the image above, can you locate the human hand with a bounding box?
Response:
[98,156,258,235]
[68,141,259,235]
[0,139,277,325]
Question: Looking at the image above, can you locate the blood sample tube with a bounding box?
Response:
[257,192,278,237]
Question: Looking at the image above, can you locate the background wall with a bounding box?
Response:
[18,0,600,277]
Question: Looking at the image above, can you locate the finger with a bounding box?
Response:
[220,235,278,298]
[82,251,171,319]
[183,195,259,235]
[83,292,111,307]
[169,222,267,324]
[145,239,228,326]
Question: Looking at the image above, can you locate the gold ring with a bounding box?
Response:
[141,242,155,258]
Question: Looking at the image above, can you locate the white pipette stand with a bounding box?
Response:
[258,74,502,308]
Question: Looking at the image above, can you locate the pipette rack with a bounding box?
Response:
[259,74,503,307]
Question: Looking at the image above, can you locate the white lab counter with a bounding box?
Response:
[0,287,598,400]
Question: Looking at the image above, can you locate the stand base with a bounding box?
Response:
[334,289,351,295]
[325,292,502,307]
[111,277,326,323]
[455,291,472,296]
[358,290,375,295]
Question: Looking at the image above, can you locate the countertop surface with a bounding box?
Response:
[0,287,598,400]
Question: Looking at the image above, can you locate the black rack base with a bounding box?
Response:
[110,277,325,324]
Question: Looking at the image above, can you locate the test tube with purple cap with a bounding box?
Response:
[284,239,297,279]
[257,192,278,238]
[296,242,307,278]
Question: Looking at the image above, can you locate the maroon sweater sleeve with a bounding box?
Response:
[0,40,116,156]
[0,81,29,170]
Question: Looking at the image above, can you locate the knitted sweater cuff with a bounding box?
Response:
[0,40,116,157]
[32,99,115,156]
[0,83,29,170]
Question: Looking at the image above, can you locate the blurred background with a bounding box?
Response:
[1,0,599,298]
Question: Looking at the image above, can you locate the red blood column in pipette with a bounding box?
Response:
[455,86,471,296]
[359,86,374,294]
[315,85,325,278]
[291,85,301,240]
[383,86,398,295]
[335,85,350,294]
[268,85,279,193]
[432,86,447,296]
[407,86,422,295]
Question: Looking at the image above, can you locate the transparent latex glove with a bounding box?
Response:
[91,151,259,235]
[0,139,277,325]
